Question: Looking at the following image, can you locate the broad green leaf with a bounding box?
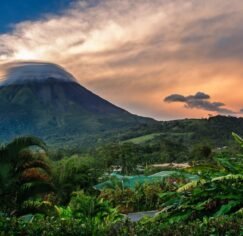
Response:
[214,201,239,217]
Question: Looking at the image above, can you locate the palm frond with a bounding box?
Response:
[6,136,47,161]
[214,155,238,174]
[17,182,55,203]
[16,200,55,216]
[232,132,243,147]
[19,169,51,184]
[177,179,206,192]
[16,160,52,176]
[212,174,243,182]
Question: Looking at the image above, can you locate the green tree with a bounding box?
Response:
[190,143,212,161]
[53,155,101,204]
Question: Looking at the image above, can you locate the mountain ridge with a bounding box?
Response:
[0,75,156,147]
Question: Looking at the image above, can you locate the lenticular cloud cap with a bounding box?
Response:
[0,61,77,86]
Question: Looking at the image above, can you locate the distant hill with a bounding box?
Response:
[121,116,243,147]
[0,62,155,148]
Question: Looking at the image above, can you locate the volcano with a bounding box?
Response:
[0,62,155,148]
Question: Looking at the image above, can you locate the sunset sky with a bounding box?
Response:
[0,0,242,120]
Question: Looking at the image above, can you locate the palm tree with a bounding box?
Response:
[0,136,54,215]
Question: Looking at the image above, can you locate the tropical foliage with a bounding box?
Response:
[53,156,101,204]
[128,214,243,236]
[123,132,243,234]
[99,183,163,213]
[0,132,242,235]
[0,136,54,215]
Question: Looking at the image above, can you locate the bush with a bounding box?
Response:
[0,216,102,236]
[133,215,243,236]
[0,214,242,236]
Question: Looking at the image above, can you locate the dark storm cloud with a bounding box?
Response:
[164,92,235,115]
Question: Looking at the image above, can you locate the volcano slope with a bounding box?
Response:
[0,62,156,148]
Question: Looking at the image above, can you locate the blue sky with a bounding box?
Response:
[0,0,74,33]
